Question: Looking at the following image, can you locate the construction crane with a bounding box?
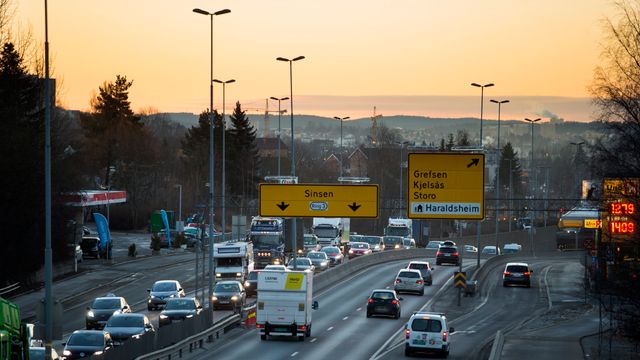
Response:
[370,106,382,146]
[243,98,287,137]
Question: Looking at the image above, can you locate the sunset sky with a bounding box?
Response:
[14,1,615,121]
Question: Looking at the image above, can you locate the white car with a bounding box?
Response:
[481,246,501,255]
[263,264,288,271]
[502,243,522,254]
[404,312,453,357]
[287,257,315,272]
[393,269,424,295]
[463,245,478,253]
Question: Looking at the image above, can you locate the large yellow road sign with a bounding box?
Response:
[407,153,485,220]
[259,184,378,218]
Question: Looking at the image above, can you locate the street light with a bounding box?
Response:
[193,6,230,318]
[471,83,494,147]
[333,116,350,178]
[213,78,235,240]
[395,141,410,217]
[270,96,289,176]
[277,55,305,269]
[525,117,541,255]
[490,99,509,256]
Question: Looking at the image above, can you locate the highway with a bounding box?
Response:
[186,257,467,360]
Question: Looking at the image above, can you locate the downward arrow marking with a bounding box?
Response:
[277,201,289,211]
[348,202,361,212]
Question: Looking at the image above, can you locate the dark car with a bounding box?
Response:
[80,236,100,259]
[383,236,404,250]
[366,289,402,319]
[62,330,113,359]
[244,270,259,297]
[147,280,185,310]
[159,298,202,327]
[103,313,154,345]
[307,251,330,272]
[212,281,246,312]
[503,262,533,287]
[86,296,131,330]
[436,246,460,266]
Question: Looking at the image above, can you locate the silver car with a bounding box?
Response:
[306,251,330,272]
[393,269,424,295]
[147,280,185,311]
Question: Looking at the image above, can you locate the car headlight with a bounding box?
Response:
[131,334,142,339]
[349,250,353,254]
[93,351,103,355]
[216,273,222,277]
[273,259,280,264]
[212,296,218,301]
[236,272,242,277]
[113,310,121,315]
[159,314,168,319]
[231,295,239,302]
[150,295,156,299]
[87,310,95,318]
[169,294,176,298]
[63,350,71,356]
[244,281,250,287]
[320,261,328,266]
[297,249,303,254]
[395,244,400,249]
[374,245,380,250]
[186,314,194,318]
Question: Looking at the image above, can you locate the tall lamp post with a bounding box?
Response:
[471,82,493,267]
[192,6,230,317]
[525,117,541,255]
[43,1,54,358]
[270,96,289,176]
[334,116,350,178]
[277,56,305,269]
[213,78,235,241]
[490,99,509,256]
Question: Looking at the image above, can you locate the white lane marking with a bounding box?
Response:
[544,265,553,309]
[310,338,317,343]
[356,307,362,311]
[343,316,349,321]
[291,352,299,357]
[327,326,334,331]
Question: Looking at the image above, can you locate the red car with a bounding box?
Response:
[348,242,372,258]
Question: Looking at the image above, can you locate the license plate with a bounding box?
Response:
[413,339,426,345]
[219,301,229,304]
[445,254,451,256]
[274,327,288,332]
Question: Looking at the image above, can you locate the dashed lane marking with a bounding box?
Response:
[327,326,334,331]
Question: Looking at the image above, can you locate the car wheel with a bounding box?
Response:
[436,261,441,266]
[147,305,153,311]
[419,289,424,296]
[305,325,311,337]
[260,335,267,341]
[503,282,508,287]
[428,281,433,286]
[405,347,412,357]
[366,312,372,318]
[297,334,305,342]
[526,282,531,288]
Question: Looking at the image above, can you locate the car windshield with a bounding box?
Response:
[503,248,519,253]
[386,227,409,237]
[250,234,282,247]
[307,252,327,259]
[349,235,363,242]
[371,292,394,300]
[411,319,443,332]
[214,283,240,292]
[361,236,381,245]
[303,236,316,245]
[384,237,402,245]
[402,239,413,246]
[106,315,144,328]
[291,258,311,266]
[217,257,242,267]
[92,298,121,309]
[81,238,98,246]
[483,247,496,253]
[165,299,196,310]
[67,332,104,346]
[409,263,428,270]
[351,243,368,249]
[248,271,258,280]
[322,247,340,254]
[506,265,529,273]
[439,247,457,253]
[398,271,420,278]
[153,282,177,292]
[426,242,442,249]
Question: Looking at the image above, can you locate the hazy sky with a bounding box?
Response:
[14,1,615,120]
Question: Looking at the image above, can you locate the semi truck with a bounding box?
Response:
[213,241,254,282]
[0,297,30,360]
[312,218,349,248]
[248,217,288,269]
[385,218,413,238]
[256,270,318,341]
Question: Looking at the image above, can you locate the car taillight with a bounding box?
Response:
[453,252,459,256]
[256,323,263,329]
[391,299,398,305]
[416,280,423,284]
[405,328,411,339]
[395,278,402,283]
[368,299,374,303]
[436,251,443,256]
[524,271,530,277]
[442,331,447,341]
[297,325,306,331]
[503,271,511,276]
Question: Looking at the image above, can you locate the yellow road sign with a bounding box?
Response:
[454,272,467,288]
[407,153,485,220]
[259,184,378,218]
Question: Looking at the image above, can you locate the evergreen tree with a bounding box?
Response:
[456,129,471,146]
[446,133,455,150]
[498,142,524,198]
[227,101,260,202]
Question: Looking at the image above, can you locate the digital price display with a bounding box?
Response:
[609,221,635,234]
[610,202,635,215]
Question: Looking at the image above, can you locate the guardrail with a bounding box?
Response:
[0,282,19,297]
[133,314,241,360]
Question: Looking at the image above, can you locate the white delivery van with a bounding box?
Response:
[256,270,318,341]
